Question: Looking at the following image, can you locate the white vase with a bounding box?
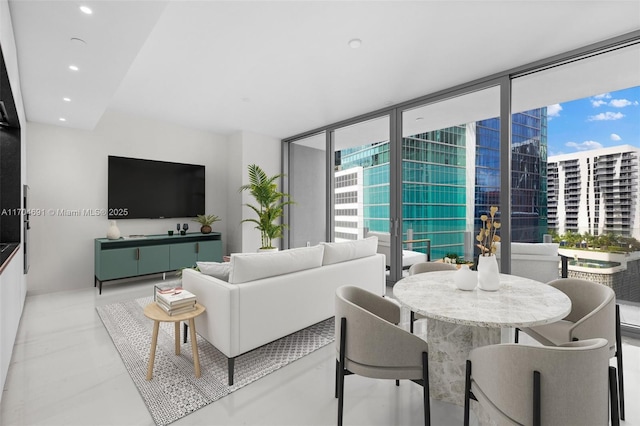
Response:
[454,264,476,291]
[106,220,121,240]
[477,254,500,291]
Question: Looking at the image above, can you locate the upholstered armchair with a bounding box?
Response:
[335,285,430,426]
[464,338,618,426]
[516,277,625,420]
[495,242,561,284]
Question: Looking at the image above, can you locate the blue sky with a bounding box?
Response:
[546,85,640,157]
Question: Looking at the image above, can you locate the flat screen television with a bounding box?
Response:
[108,156,205,219]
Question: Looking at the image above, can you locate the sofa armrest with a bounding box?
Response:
[181,268,240,357]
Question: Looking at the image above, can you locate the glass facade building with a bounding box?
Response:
[336,109,548,260]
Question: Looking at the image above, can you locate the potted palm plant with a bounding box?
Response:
[193,214,221,234]
[240,164,293,251]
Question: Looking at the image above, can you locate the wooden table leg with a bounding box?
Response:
[174,322,180,355]
[189,318,201,378]
[146,320,160,380]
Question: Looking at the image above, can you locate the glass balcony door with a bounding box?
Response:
[400,86,501,269]
[332,115,394,277]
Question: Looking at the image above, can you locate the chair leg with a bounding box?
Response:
[422,351,430,426]
[335,359,339,398]
[183,322,188,344]
[228,357,235,386]
[533,371,541,426]
[338,317,347,426]
[615,304,625,420]
[464,360,472,426]
[410,311,415,333]
[609,366,620,426]
[514,327,520,343]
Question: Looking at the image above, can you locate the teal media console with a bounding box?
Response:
[94,232,222,294]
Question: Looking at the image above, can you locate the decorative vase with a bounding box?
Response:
[200,225,212,234]
[454,264,476,291]
[477,254,500,291]
[106,220,121,240]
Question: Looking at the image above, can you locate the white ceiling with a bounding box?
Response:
[7,1,640,140]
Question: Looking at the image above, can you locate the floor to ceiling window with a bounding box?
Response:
[283,34,640,332]
[512,43,640,330]
[400,86,501,264]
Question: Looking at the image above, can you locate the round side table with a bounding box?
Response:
[143,302,206,380]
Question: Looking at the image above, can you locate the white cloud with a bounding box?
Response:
[610,133,622,141]
[591,100,607,107]
[593,93,611,99]
[609,99,635,108]
[587,111,624,121]
[547,103,562,119]
[566,141,603,151]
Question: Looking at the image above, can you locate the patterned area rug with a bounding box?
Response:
[97,296,335,426]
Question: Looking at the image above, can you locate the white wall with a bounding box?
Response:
[26,110,230,294]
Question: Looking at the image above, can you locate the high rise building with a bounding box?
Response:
[336,109,549,260]
[548,145,640,239]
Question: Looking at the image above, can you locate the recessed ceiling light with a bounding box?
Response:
[69,65,79,71]
[348,39,362,49]
[63,97,71,102]
[59,118,67,122]
[80,6,92,15]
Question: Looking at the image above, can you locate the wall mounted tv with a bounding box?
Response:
[108,156,205,219]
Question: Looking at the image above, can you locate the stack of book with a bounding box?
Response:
[155,287,197,315]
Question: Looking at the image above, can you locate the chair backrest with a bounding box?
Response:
[548,278,616,348]
[335,286,427,374]
[408,262,456,276]
[469,338,610,425]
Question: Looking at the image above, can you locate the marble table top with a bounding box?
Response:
[393,270,571,328]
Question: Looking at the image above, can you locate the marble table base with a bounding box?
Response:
[426,318,501,407]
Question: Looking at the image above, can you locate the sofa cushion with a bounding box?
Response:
[320,236,378,266]
[196,261,231,281]
[228,245,325,284]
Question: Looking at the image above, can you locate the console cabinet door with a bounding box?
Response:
[100,248,138,280]
[169,243,198,270]
[196,240,222,262]
[138,245,170,275]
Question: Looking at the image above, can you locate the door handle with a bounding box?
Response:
[135,248,140,260]
[196,242,199,254]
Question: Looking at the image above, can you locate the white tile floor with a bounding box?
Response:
[0,277,637,426]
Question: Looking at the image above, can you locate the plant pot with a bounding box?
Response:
[258,247,279,253]
[200,225,212,234]
[477,254,500,291]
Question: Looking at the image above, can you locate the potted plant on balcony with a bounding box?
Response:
[193,214,221,234]
[240,164,293,251]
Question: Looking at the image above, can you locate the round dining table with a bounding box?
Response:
[393,270,571,407]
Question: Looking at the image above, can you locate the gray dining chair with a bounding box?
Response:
[335,285,430,426]
[515,277,625,420]
[407,262,457,333]
[464,338,619,426]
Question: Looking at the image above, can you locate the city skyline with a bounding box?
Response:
[547,85,640,157]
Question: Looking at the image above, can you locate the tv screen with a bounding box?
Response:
[108,156,205,219]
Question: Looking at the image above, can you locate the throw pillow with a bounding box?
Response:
[196,261,231,281]
[320,236,378,265]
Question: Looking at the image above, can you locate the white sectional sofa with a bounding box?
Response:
[182,237,385,385]
[495,242,561,284]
